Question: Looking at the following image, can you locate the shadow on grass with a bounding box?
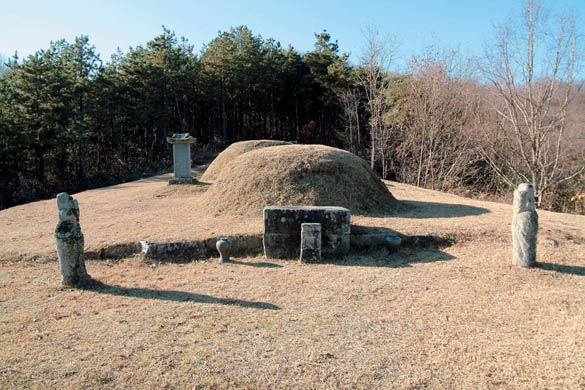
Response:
[98,175,211,186]
[537,262,585,276]
[81,280,279,310]
[138,166,211,184]
[389,200,490,219]
[326,247,455,268]
[228,259,283,268]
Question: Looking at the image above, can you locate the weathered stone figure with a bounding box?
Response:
[55,193,90,286]
[512,183,538,267]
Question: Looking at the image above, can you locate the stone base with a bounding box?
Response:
[168,178,200,185]
[263,206,350,259]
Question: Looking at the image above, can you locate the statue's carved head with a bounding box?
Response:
[57,192,80,223]
[513,183,535,213]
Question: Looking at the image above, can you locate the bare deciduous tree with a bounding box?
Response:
[389,48,478,190]
[480,0,583,207]
[338,87,361,154]
[357,26,397,170]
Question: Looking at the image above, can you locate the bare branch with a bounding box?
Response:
[479,0,582,207]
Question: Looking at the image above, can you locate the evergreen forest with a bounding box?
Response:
[1,15,584,213]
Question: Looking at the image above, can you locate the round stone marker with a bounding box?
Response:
[385,235,402,255]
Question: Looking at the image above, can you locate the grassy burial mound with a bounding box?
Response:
[201,139,291,182]
[197,144,399,216]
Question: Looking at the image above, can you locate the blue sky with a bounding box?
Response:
[1,0,583,70]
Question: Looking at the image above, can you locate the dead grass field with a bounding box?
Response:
[1,166,585,389]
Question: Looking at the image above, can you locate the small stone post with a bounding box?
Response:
[55,193,90,286]
[300,223,322,263]
[512,183,538,268]
[167,133,197,184]
[385,235,401,255]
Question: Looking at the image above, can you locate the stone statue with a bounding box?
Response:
[55,193,90,286]
[512,183,538,268]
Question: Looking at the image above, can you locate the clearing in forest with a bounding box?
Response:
[1,149,585,389]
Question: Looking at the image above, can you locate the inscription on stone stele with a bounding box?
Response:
[173,143,191,179]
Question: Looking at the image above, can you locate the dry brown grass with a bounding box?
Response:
[197,144,399,216]
[201,140,291,182]
[1,161,585,389]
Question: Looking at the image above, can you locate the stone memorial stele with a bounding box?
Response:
[167,133,197,184]
[512,183,538,268]
[55,192,90,286]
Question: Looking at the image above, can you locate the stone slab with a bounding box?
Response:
[263,206,350,259]
[264,206,350,234]
[138,235,263,260]
[173,143,191,179]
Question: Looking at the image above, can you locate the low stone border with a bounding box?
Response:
[80,232,453,262]
[140,235,263,260]
[399,233,456,248]
[349,232,455,250]
[85,243,141,260]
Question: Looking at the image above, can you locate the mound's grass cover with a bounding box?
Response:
[197,144,399,216]
[201,140,291,182]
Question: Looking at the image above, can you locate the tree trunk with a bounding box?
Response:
[220,76,226,142]
[172,87,185,133]
[163,87,170,146]
[294,95,299,140]
[35,145,45,184]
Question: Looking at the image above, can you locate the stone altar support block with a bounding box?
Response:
[167,133,196,183]
[300,223,322,263]
[263,206,350,259]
